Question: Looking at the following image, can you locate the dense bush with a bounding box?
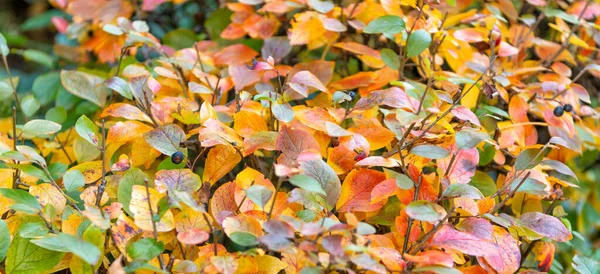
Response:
[1,0,600,273]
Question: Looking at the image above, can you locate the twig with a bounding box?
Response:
[96,119,107,207]
[489,171,532,214]
[267,177,283,219]
[402,174,422,256]
[144,179,165,270]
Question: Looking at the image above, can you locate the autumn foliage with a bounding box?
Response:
[1,0,600,273]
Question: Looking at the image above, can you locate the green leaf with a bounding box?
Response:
[22,119,61,138]
[289,174,327,196]
[60,70,109,107]
[55,233,101,265]
[406,30,431,58]
[515,148,543,170]
[163,29,197,50]
[18,222,49,238]
[118,168,148,215]
[245,185,273,209]
[363,15,406,36]
[75,115,99,147]
[20,10,67,31]
[143,124,186,156]
[410,145,449,159]
[30,234,69,252]
[229,232,258,246]
[204,8,233,41]
[125,260,168,274]
[0,78,13,100]
[20,94,40,117]
[33,72,61,105]
[45,106,67,124]
[63,170,86,192]
[0,220,10,261]
[104,77,133,99]
[6,235,64,274]
[478,143,495,166]
[272,101,294,122]
[455,130,488,149]
[127,238,164,261]
[0,33,9,56]
[469,171,496,197]
[405,200,446,223]
[541,159,578,182]
[442,184,484,199]
[22,49,53,69]
[0,188,41,214]
[381,48,400,70]
[7,164,51,183]
[572,255,600,274]
[395,173,414,190]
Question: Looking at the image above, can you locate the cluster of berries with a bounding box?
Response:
[553,104,574,117]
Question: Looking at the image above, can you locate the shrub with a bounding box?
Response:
[0,0,599,273]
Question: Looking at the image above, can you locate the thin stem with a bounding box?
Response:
[489,171,532,214]
[402,174,422,256]
[96,119,107,207]
[144,179,165,269]
[268,177,283,219]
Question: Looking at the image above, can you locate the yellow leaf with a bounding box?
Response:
[67,161,103,184]
[255,255,288,274]
[29,183,67,214]
[460,83,480,110]
[234,111,268,138]
[130,185,175,232]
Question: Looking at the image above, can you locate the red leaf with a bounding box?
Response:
[518,212,572,242]
[276,125,320,167]
[432,225,498,256]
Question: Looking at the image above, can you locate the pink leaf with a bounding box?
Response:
[432,225,499,256]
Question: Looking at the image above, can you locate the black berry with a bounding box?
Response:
[171,151,184,164]
[348,91,356,99]
[563,104,573,112]
[553,106,564,117]
[331,138,340,147]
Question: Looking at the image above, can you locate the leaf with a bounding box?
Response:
[541,159,578,182]
[572,255,600,274]
[245,185,273,209]
[381,48,400,70]
[272,101,295,122]
[203,145,242,185]
[0,33,8,56]
[22,49,53,69]
[406,30,431,58]
[0,220,10,262]
[479,226,520,274]
[56,233,101,265]
[410,145,449,159]
[299,158,341,209]
[289,71,328,97]
[276,125,320,167]
[518,212,572,242]
[154,169,201,194]
[29,183,66,214]
[515,148,543,170]
[222,215,263,246]
[6,235,64,274]
[432,225,498,256]
[405,201,447,223]
[289,174,327,196]
[20,95,40,117]
[21,119,61,138]
[60,70,109,107]
[337,169,387,212]
[363,15,406,36]
[129,185,175,232]
[143,124,186,156]
[163,28,197,50]
[104,77,133,99]
[442,184,484,199]
[126,238,164,261]
[0,188,41,214]
[177,228,210,245]
[75,115,99,147]
[455,130,488,149]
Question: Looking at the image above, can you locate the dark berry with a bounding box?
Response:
[563,104,573,112]
[553,106,564,117]
[171,151,184,164]
[348,91,356,99]
[331,138,340,147]
[354,151,367,161]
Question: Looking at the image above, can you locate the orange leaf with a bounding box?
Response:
[276,125,320,167]
[336,168,387,212]
[213,44,258,66]
[203,145,242,185]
